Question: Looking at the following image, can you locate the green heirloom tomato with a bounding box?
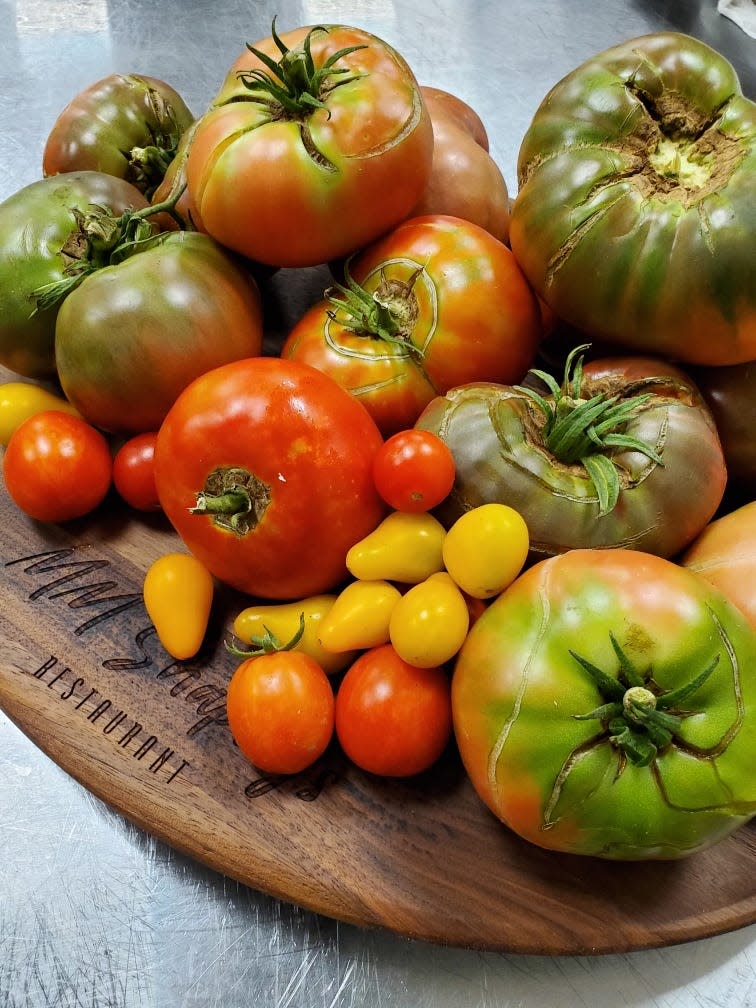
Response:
[43,74,195,199]
[55,231,264,434]
[415,346,726,560]
[510,32,756,365]
[0,171,149,378]
[452,548,756,860]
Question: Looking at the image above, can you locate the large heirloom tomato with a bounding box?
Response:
[416,347,726,560]
[691,360,756,495]
[282,215,542,436]
[154,357,386,600]
[510,32,756,365]
[0,171,148,378]
[453,549,756,860]
[186,22,433,267]
[43,74,194,199]
[54,230,264,434]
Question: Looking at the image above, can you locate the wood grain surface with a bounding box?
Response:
[1,374,754,955]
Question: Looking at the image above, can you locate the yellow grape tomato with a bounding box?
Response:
[346,511,446,584]
[389,572,469,668]
[443,503,529,598]
[318,579,402,652]
[143,552,215,660]
[0,381,80,446]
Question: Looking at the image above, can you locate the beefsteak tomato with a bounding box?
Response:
[416,346,726,559]
[154,357,386,600]
[282,214,542,436]
[453,548,756,860]
[510,32,756,365]
[185,21,433,267]
[0,171,148,378]
[42,74,194,199]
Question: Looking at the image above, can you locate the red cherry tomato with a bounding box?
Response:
[335,644,452,777]
[3,410,112,522]
[372,429,455,512]
[113,432,160,511]
[226,651,335,775]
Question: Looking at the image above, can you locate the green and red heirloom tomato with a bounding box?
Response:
[0,171,149,379]
[682,501,756,632]
[154,357,386,600]
[43,74,194,199]
[54,230,264,433]
[452,548,756,860]
[411,86,510,242]
[509,32,756,365]
[690,360,756,495]
[282,214,542,436]
[185,22,434,267]
[3,410,112,522]
[416,346,727,560]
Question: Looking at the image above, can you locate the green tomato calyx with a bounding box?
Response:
[325,259,424,358]
[237,19,366,119]
[515,344,663,516]
[226,612,306,658]
[191,466,271,535]
[572,633,719,768]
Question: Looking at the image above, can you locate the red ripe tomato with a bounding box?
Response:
[372,429,455,512]
[227,652,335,775]
[154,357,387,600]
[3,410,112,522]
[186,22,433,267]
[112,432,160,511]
[282,214,542,436]
[335,644,452,777]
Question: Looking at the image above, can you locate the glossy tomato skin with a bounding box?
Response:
[54,231,264,434]
[416,355,727,559]
[186,24,434,267]
[154,357,386,600]
[3,410,112,522]
[112,432,160,511]
[283,215,542,436]
[43,74,194,198]
[335,644,452,777]
[372,429,455,512]
[453,549,756,860]
[0,171,149,379]
[510,32,756,365]
[690,360,756,495]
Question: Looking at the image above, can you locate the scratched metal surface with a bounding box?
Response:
[1,0,755,1005]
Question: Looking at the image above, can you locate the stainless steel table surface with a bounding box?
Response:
[1,1,755,1005]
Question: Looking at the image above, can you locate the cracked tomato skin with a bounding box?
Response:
[509,32,756,365]
[154,357,386,600]
[186,24,433,267]
[452,549,756,860]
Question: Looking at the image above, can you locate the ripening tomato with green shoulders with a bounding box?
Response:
[282,214,542,436]
[453,548,756,860]
[185,21,434,268]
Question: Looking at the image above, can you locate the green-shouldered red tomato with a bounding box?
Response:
[227,651,335,775]
[3,410,112,522]
[113,432,160,511]
[416,346,727,560]
[0,171,149,379]
[510,32,756,365]
[186,22,434,267]
[43,74,194,199]
[453,548,756,860]
[335,643,452,777]
[283,214,542,436]
[372,429,455,512]
[54,231,264,434]
[154,357,386,600]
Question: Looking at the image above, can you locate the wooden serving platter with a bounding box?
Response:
[1,408,755,956]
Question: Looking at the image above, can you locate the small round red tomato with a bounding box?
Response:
[186,22,433,268]
[335,644,452,777]
[282,214,542,436]
[3,410,112,522]
[372,429,455,512]
[227,652,335,775]
[113,432,160,511]
[154,357,386,600]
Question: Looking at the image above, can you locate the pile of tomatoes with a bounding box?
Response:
[1,21,756,862]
